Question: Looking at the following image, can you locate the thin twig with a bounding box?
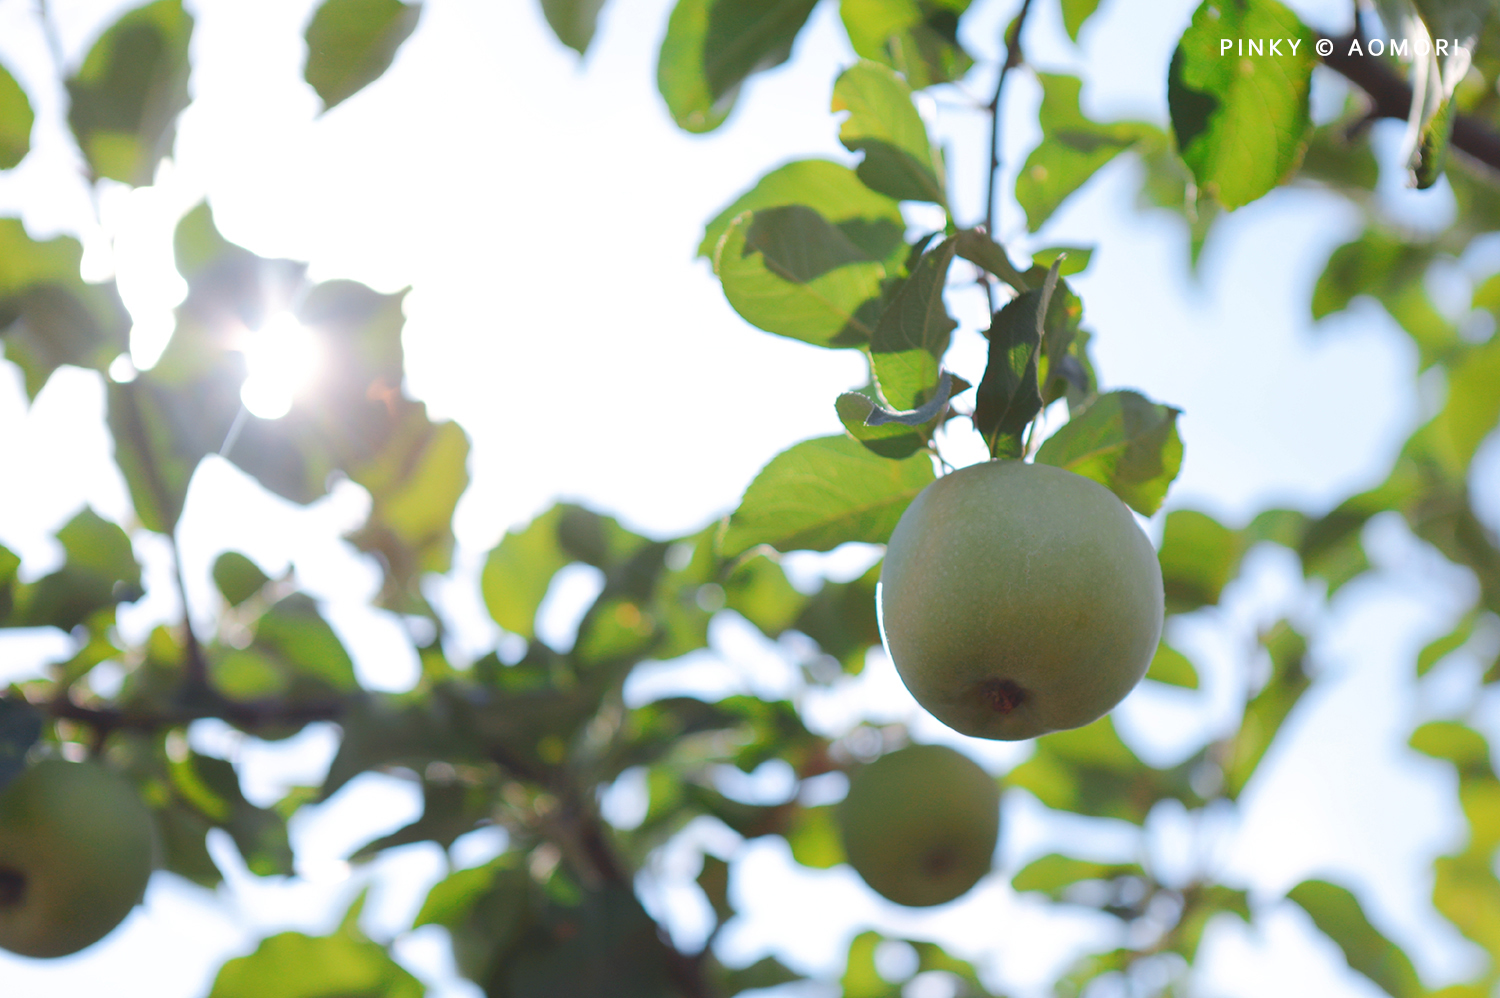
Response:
[985,0,1036,242]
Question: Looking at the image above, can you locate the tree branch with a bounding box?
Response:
[47,692,347,736]
[985,0,1036,242]
[1319,33,1500,175]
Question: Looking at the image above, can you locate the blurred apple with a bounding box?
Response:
[837,744,999,907]
[0,758,157,958]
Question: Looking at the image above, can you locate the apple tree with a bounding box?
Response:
[0,0,1498,995]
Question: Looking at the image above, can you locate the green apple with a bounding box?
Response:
[879,460,1163,741]
[837,743,999,907]
[0,758,157,958]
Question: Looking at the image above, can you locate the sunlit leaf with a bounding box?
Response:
[786,804,844,868]
[0,219,131,398]
[1434,335,1500,472]
[0,61,33,169]
[1060,0,1103,40]
[1224,620,1309,797]
[1017,74,1156,232]
[716,207,889,347]
[1167,0,1315,208]
[833,61,945,204]
[1156,509,1240,613]
[1034,389,1183,515]
[839,0,973,91]
[700,158,906,262]
[870,237,957,410]
[304,0,422,111]
[208,924,423,998]
[1287,879,1424,998]
[1145,641,1199,688]
[1006,717,1202,823]
[1011,853,1145,897]
[66,0,193,186]
[718,434,936,557]
[657,0,819,132]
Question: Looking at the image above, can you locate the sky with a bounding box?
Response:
[1,0,1499,996]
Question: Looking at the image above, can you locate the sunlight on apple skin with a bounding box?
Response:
[239,313,321,419]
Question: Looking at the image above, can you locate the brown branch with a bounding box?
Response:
[1319,33,1500,175]
[47,692,348,737]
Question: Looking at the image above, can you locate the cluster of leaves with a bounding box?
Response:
[1,0,1499,996]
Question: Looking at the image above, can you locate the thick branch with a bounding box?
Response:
[1320,33,1500,175]
[48,692,347,736]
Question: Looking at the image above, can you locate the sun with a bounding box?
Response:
[239,313,321,420]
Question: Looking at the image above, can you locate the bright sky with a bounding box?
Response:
[1,0,1499,996]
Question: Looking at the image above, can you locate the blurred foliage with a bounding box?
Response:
[0,0,1496,995]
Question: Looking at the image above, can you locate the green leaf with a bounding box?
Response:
[1017,74,1155,232]
[841,931,895,998]
[786,804,844,868]
[66,0,193,186]
[697,854,733,924]
[1225,620,1309,798]
[833,61,945,205]
[699,158,906,262]
[718,434,936,557]
[1287,879,1424,998]
[498,881,681,998]
[1030,246,1093,276]
[1157,509,1241,613]
[1034,389,1183,515]
[715,207,888,347]
[304,0,422,111]
[1060,0,1102,40]
[792,561,882,674]
[1167,0,1315,209]
[720,955,803,995]
[482,505,573,640]
[252,594,358,694]
[723,553,805,637]
[837,372,967,460]
[657,0,819,133]
[213,552,272,608]
[0,698,42,793]
[1413,93,1455,189]
[839,0,974,91]
[208,926,423,998]
[1435,336,1500,471]
[1409,721,1490,773]
[352,773,495,857]
[8,509,144,631]
[1146,641,1199,688]
[540,0,609,54]
[0,219,131,398]
[174,753,294,876]
[1006,717,1203,823]
[870,237,957,410]
[1011,853,1145,897]
[0,61,34,169]
[1312,230,1452,368]
[973,268,1058,458]
[1416,612,1480,677]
